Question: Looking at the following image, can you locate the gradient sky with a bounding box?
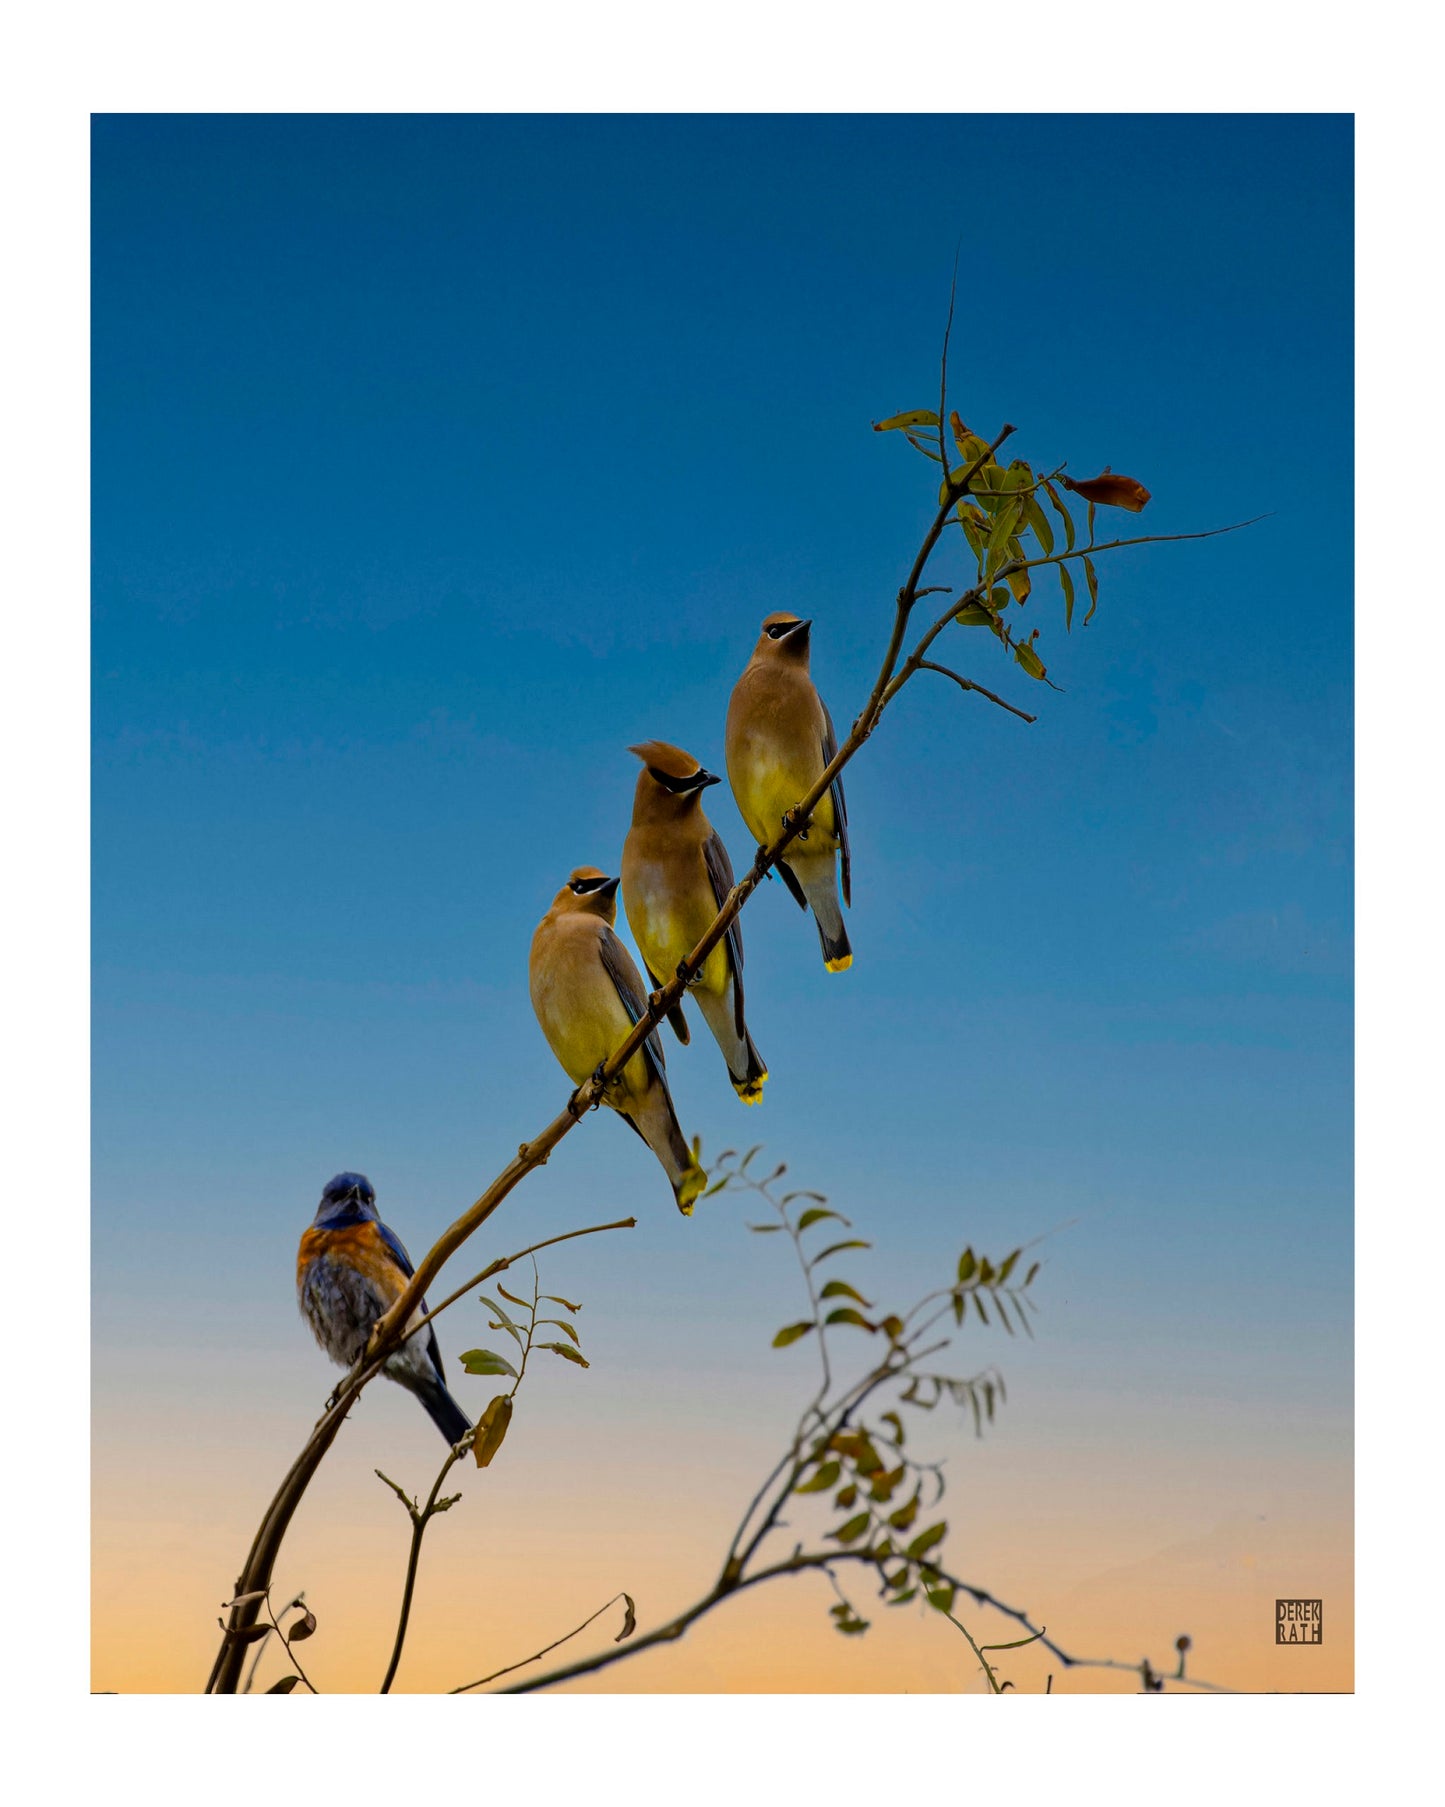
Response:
[92,114,1352,1694]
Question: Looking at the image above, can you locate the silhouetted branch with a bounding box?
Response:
[450,1592,636,1693]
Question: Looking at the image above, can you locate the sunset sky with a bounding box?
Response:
[91,113,1352,1693]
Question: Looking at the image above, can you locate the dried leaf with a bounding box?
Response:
[286,1608,317,1643]
[1059,471,1151,512]
[616,1593,638,1641]
[540,1341,589,1367]
[266,1675,301,1694]
[472,1393,513,1468]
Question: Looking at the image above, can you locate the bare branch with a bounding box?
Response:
[450,1592,636,1693]
[916,661,1037,724]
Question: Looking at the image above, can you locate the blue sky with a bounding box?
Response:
[92,116,1351,1649]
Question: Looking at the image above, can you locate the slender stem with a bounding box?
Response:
[936,1603,1004,1693]
[263,1592,320,1695]
[408,1217,636,1346]
[450,1592,633,1693]
[916,660,1037,724]
[378,1445,465,1693]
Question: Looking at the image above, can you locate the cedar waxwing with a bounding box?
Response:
[529,866,707,1215]
[621,740,768,1105]
[725,613,853,972]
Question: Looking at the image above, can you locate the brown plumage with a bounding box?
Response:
[622,740,768,1104]
[528,865,706,1214]
[725,613,853,972]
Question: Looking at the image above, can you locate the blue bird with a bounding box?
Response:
[296,1172,471,1446]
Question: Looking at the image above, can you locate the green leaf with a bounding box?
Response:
[955,503,985,563]
[869,1464,906,1502]
[746,1222,784,1232]
[1043,478,1076,551]
[796,1206,847,1231]
[540,1341,590,1367]
[1014,641,1047,681]
[266,1675,300,1693]
[497,1283,531,1308]
[957,1248,977,1284]
[888,1490,921,1531]
[1004,563,1032,606]
[795,1459,841,1494]
[824,1307,874,1331]
[772,1321,816,1347]
[1025,1261,1040,1286]
[926,1584,956,1615]
[460,1348,518,1379]
[874,409,940,432]
[829,1513,872,1546]
[984,500,1024,570]
[1059,561,1076,631]
[972,1292,991,1326]
[880,1410,905,1447]
[819,1279,873,1306]
[997,1249,1021,1283]
[540,1294,581,1313]
[1024,495,1054,556]
[1083,554,1100,626]
[539,1316,581,1343]
[954,604,994,627]
[906,1521,948,1561]
[472,1393,513,1468]
[810,1239,871,1266]
[835,1483,858,1509]
[479,1295,525,1348]
[886,1588,918,1606]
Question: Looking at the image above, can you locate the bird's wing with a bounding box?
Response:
[377,1221,447,1385]
[702,826,748,1033]
[599,926,668,1084]
[642,955,691,1045]
[820,699,851,907]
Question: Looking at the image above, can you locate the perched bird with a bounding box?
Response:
[725,612,853,971]
[529,866,707,1214]
[297,1172,471,1446]
[621,740,767,1104]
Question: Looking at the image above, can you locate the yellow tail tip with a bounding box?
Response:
[734,1069,769,1106]
[824,953,853,973]
[676,1162,708,1216]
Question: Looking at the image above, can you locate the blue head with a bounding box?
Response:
[314,1171,378,1228]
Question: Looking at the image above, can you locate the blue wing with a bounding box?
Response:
[376,1219,446,1386]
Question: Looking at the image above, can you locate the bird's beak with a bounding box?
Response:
[789,618,813,639]
[598,875,621,900]
[698,770,723,789]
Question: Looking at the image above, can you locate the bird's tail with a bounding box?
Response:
[791,850,852,974]
[697,984,769,1105]
[411,1373,472,1446]
[626,1085,708,1216]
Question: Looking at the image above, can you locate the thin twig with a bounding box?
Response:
[450,1592,634,1693]
[378,1444,466,1693]
[916,661,1037,724]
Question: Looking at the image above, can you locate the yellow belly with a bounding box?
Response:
[625,866,729,999]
